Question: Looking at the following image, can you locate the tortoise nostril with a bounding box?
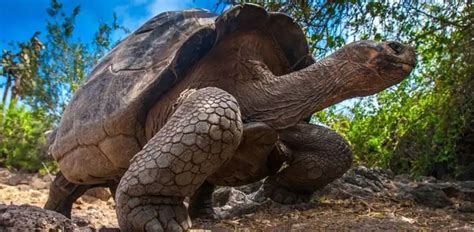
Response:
[388,42,404,54]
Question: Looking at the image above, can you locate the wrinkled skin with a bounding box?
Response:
[45,6,416,232]
[114,40,415,231]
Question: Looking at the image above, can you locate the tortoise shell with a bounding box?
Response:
[51,4,314,183]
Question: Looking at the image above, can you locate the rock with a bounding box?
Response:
[394,174,412,183]
[0,168,12,184]
[0,169,52,190]
[409,183,453,208]
[210,166,474,220]
[213,187,263,219]
[17,184,31,191]
[394,180,474,208]
[314,166,395,200]
[0,204,76,231]
[462,190,474,202]
[458,201,474,212]
[74,217,91,227]
[234,181,263,194]
[41,174,54,183]
[314,166,473,209]
[459,181,474,189]
[7,173,31,186]
[82,188,112,203]
[213,187,232,207]
[30,176,49,190]
[419,176,438,183]
[458,181,474,202]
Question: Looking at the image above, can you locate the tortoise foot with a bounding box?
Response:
[116,87,243,231]
[255,177,312,204]
[252,122,353,205]
[123,201,190,232]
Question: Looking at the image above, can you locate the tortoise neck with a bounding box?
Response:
[238,56,355,129]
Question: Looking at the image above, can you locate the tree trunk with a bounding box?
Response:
[2,76,12,103]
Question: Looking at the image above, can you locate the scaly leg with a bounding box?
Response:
[44,172,91,218]
[188,181,216,219]
[259,122,353,204]
[189,122,280,219]
[116,87,243,232]
[44,172,117,218]
[207,122,281,186]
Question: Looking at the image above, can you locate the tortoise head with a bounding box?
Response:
[331,40,416,96]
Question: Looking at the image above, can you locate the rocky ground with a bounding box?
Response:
[0,166,473,231]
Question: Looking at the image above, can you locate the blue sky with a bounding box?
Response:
[0,0,361,117]
[0,1,359,112]
[0,0,221,51]
[0,0,223,102]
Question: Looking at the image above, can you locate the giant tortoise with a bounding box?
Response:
[45,4,416,231]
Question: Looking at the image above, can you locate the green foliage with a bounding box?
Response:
[35,0,126,119]
[239,0,473,177]
[1,0,126,120]
[0,0,124,172]
[0,34,44,104]
[0,103,55,172]
[314,1,472,177]
[0,0,471,177]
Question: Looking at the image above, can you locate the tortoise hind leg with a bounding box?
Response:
[116,87,243,231]
[257,122,352,204]
[188,181,216,219]
[45,172,119,218]
[44,172,91,218]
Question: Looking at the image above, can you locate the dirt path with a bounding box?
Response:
[0,168,473,231]
[197,199,473,231]
[0,169,118,229]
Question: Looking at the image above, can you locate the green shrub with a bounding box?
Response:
[0,103,56,172]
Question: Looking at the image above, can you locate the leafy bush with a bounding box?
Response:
[315,7,473,177]
[0,0,471,177]
[0,103,55,172]
[275,1,473,178]
[0,0,123,172]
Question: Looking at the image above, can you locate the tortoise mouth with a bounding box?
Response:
[401,63,414,73]
[382,41,417,71]
[388,53,416,67]
[393,60,415,73]
[399,60,415,66]
[386,54,416,73]
[398,60,416,67]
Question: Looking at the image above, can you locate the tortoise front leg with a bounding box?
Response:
[258,122,353,204]
[189,122,280,219]
[116,87,243,232]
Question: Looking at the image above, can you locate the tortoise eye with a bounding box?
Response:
[388,42,403,54]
